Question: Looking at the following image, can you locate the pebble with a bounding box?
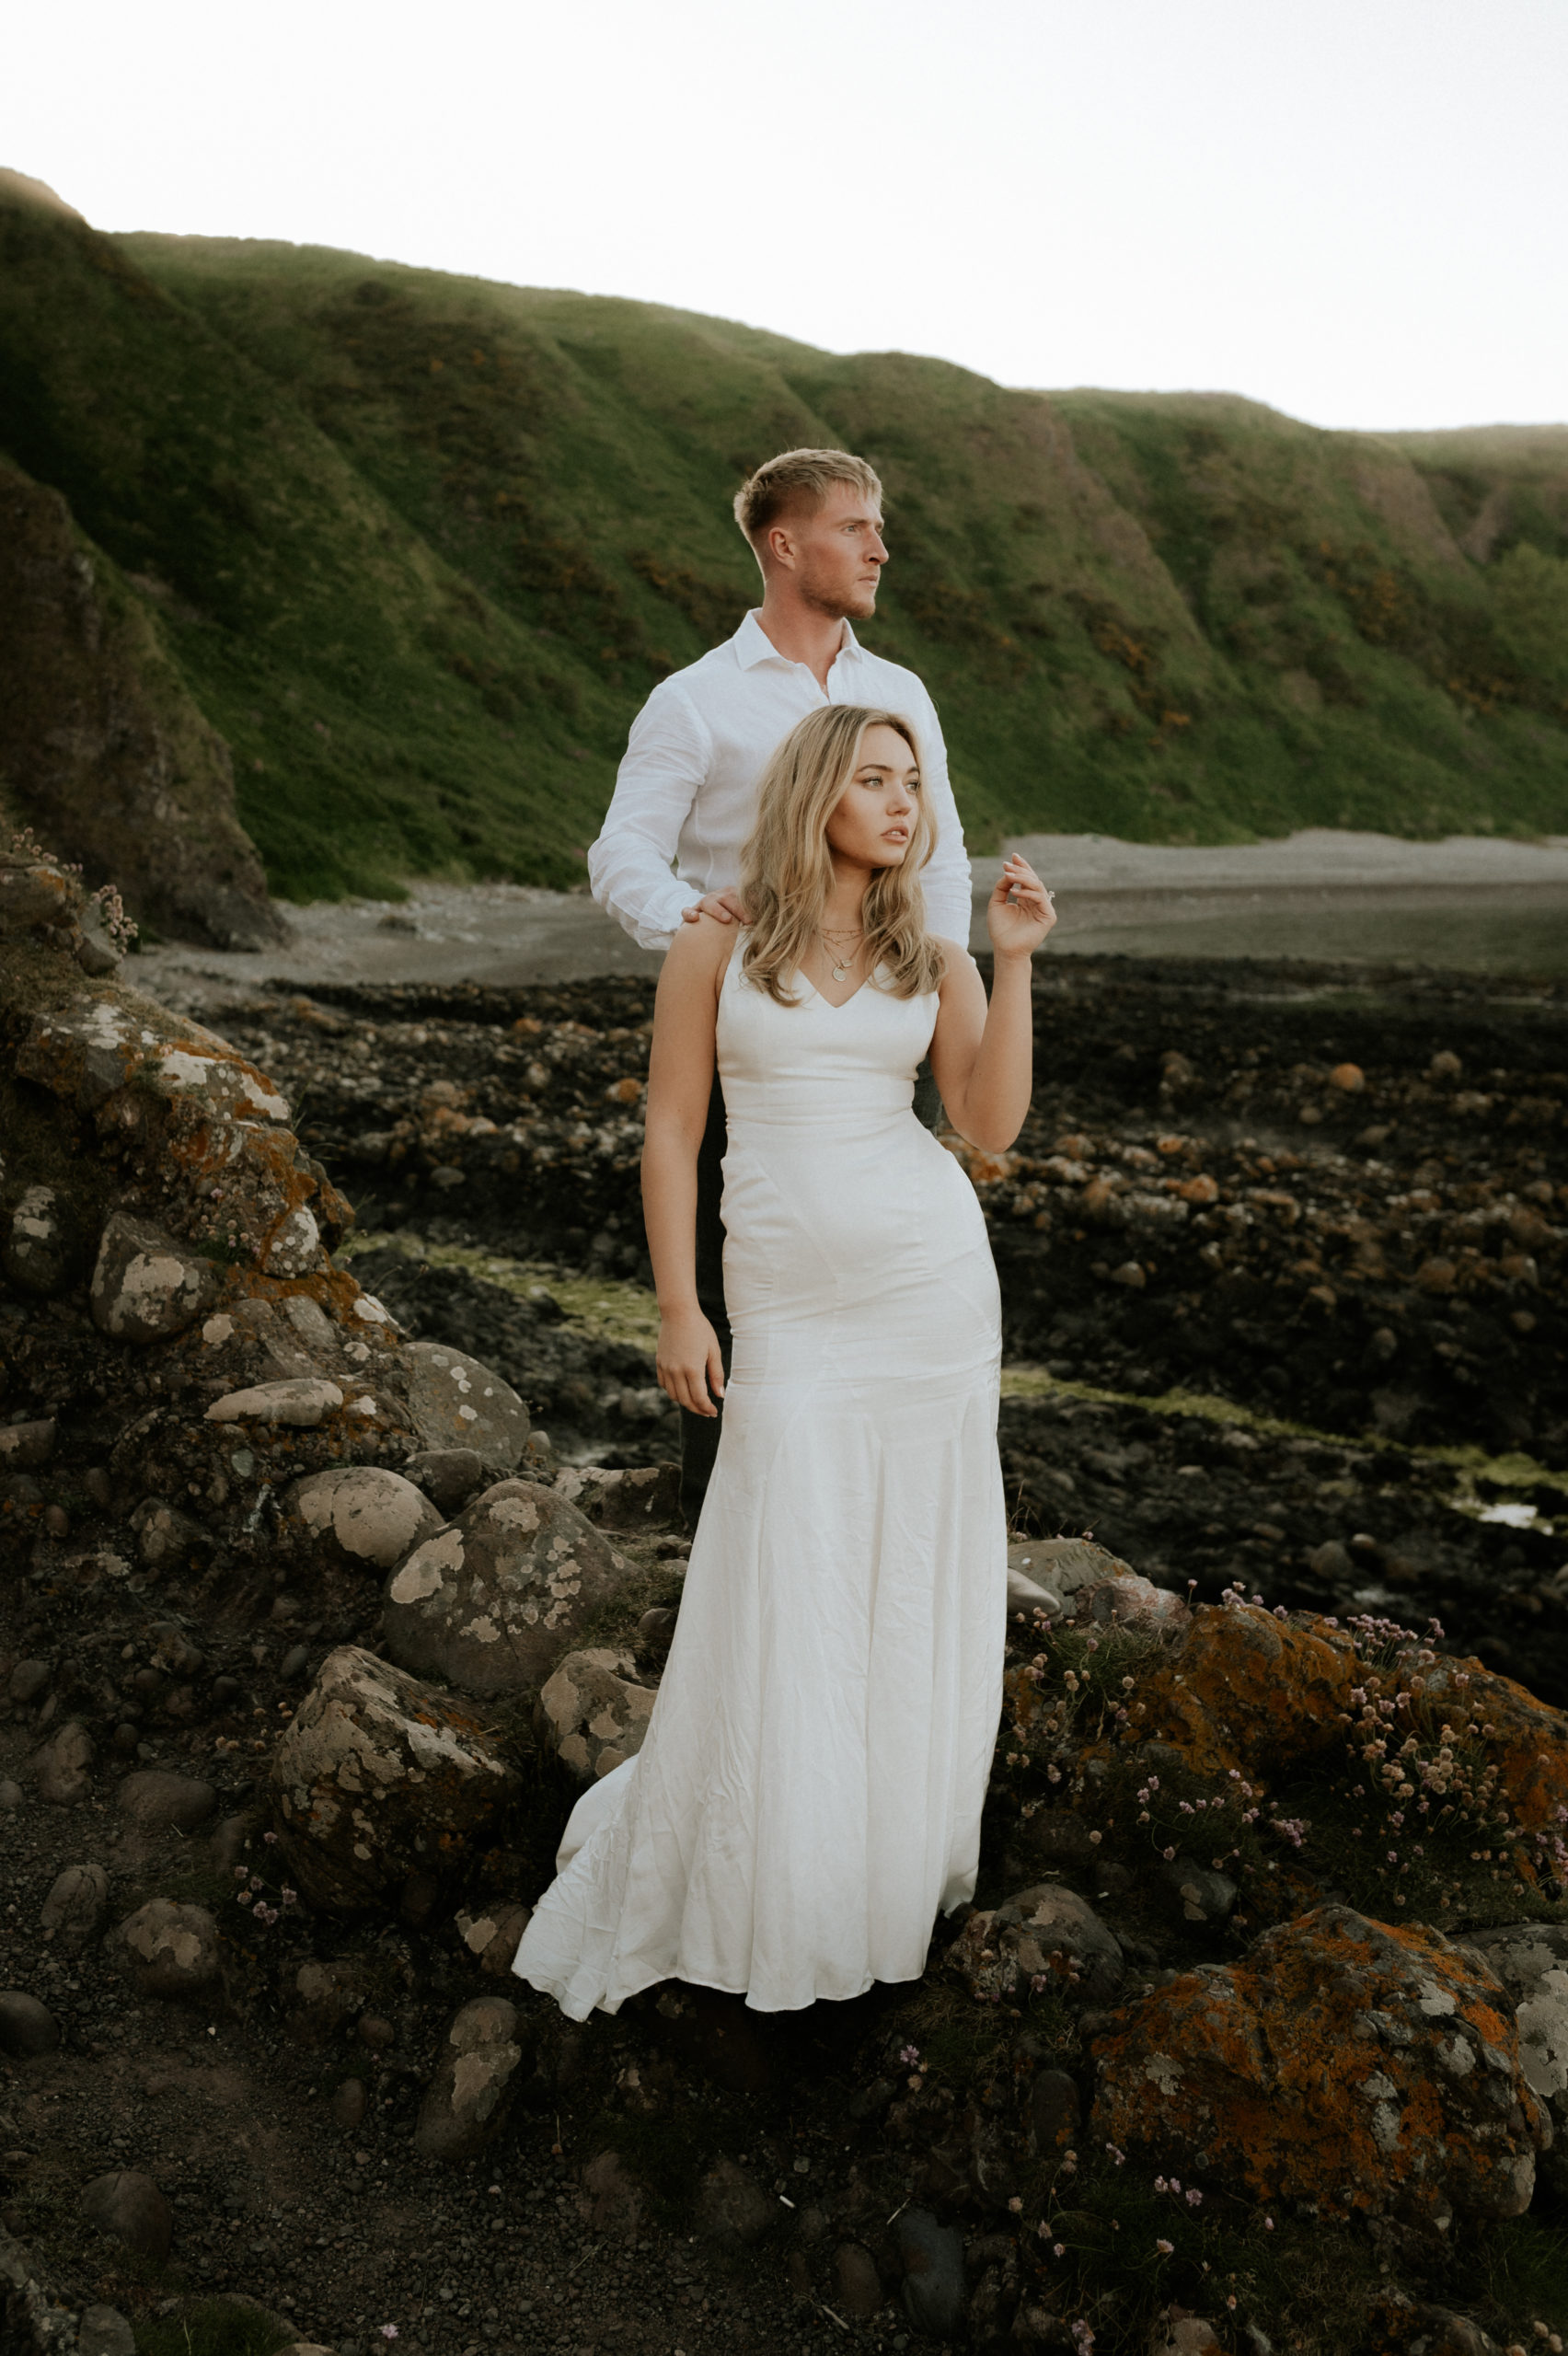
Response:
[8,1657,52,1703]
[412,1997,533,2161]
[76,2305,136,2356]
[331,2077,368,2130]
[832,2241,883,2317]
[0,1989,62,2056]
[0,1419,57,1471]
[0,1778,23,1811]
[693,2156,775,2251]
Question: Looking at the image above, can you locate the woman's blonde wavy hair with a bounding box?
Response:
[739,705,946,1006]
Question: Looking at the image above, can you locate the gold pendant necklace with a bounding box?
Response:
[820,923,862,984]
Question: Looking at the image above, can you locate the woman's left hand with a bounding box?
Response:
[986,854,1056,960]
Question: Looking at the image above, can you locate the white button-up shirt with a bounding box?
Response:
[587,608,973,952]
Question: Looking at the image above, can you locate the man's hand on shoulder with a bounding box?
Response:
[682,889,748,927]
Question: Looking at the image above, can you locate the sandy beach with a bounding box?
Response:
[135,826,1568,1001]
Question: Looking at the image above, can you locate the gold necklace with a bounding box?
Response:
[818,924,864,984]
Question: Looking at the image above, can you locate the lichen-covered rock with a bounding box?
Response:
[406,1340,529,1472]
[455,1901,533,1977]
[206,1377,345,1429]
[538,1647,657,1779]
[129,1498,214,1572]
[382,1480,635,1696]
[411,1996,534,2160]
[293,1465,444,1570]
[1090,1905,1547,2230]
[89,1212,219,1343]
[947,1885,1124,2008]
[2,1184,81,1295]
[0,1418,54,1471]
[266,1645,519,1911]
[1463,1922,1568,2193]
[552,1461,682,1531]
[1072,1570,1185,1628]
[106,1900,222,2002]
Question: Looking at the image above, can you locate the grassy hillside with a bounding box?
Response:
[2,174,1564,911]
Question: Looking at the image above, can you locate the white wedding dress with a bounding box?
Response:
[511,937,1006,2016]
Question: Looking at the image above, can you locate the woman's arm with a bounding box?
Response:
[642,915,734,1415]
[927,855,1055,1153]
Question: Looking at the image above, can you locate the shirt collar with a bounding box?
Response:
[733,609,864,671]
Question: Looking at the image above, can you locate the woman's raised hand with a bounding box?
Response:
[656,1304,726,1418]
[986,854,1056,960]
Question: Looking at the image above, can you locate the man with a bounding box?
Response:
[588,446,974,1521]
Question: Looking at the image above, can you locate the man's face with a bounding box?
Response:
[772,481,888,619]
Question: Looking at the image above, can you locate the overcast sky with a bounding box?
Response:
[6,0,1564,434]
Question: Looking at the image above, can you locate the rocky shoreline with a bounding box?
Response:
[4,849,1568,2356]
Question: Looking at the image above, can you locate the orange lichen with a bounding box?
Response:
[1090,1905,1545,2227]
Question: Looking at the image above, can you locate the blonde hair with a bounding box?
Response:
[732,448,882,551]
[739,707,946,1006]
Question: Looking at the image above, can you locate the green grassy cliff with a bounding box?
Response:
[1,171,1563,912]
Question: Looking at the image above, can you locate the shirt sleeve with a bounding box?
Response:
[586,683,713,952]
[908,683,974,947]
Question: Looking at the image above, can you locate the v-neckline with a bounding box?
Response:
[799,966,882,1011]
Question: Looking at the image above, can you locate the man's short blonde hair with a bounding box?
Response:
[732,448,883,549]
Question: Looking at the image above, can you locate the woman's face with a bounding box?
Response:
[824,723,919,872]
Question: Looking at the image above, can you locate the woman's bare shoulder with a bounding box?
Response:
[660,912,741,991]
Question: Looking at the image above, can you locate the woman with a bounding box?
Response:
[512,705,1055,2018]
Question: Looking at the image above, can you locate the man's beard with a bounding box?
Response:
[801,575,878,621]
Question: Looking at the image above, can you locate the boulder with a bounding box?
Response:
[948,1885,1124,2008]
[266,1645,519,1911]
[455,1902,533,1978]
[78,2170,173,2263]
[1009,1536,1130,1612]
[40,1861,110,1946]
[896,2209,965,2339]
[106,1900,222,2002]
[116,1771,217,1831]
[537,1647,656,1780]
[411,1996,534,2161]
[2,1184,81,1296]
[31,1718,95,1805]
[89,1213,219,1344]
[0,1990,61,2056]
[383,1480,636,1696]
[406,1340,529,1472]
[1090,1906,1546,2230]
[1463,1922,1568,2193]
[206,1377,344,1429]
[294,1465,444,1570]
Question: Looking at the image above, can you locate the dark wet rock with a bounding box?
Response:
[382,1479,637,1696]
[116,1770,216,1831]
[40,1861,110,1946]
[832,2242,882,2317]
[31,1719,95,1805]
[897,2208,965,2339]
[403,1447,487,1517]
[694,2155,775,2251]
[267,1645,519,1911]
[0,1989,61,2056]
[412,1996,534,2161]
[79,2169,173,2262]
